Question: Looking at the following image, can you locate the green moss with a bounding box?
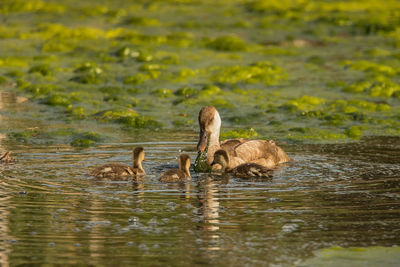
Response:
[345,126,364,139]
[174,87,198,98]
[8,128,40,143]
[194,149,211,173]
[151,88,173,98]
[0,75,8,85]
[207,35,247,51]
[44,94,71,107]
[6,70,24,78]
[115,47,139,58]
[93,108,137,121]
[70,131,101,147]
[213,61,286,85]
[24,84,57,96]
[72,62,104,84]
[124,73,152,85]
[28,64,52,76]
[0,57,28,67]
[118,115,162,129]
[139,64,165,72]
[220,128,258,139]
[342,60,397,76]
[199,85,221,97]
[67,106,86,119]
[284,95,326,112]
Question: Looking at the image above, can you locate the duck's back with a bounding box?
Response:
[90,163,135,179]
[159,169,188,183]
[232,163,273,178]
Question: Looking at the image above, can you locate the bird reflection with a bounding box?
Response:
[197,175,228,251]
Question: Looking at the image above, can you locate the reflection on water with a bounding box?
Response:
[0,127,399,265]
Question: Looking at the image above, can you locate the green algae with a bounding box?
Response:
[28,64,52,76]
[44,94,71,107]
[151,88,173,98]
[93,108,161,129]
[70,131,102,147]
[0,0,399,146]
[212,61,286,85]
[220,128,258,139]
[8,128,40,143]
[207,36,247,51]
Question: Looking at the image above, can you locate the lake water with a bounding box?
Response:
[1,133,399,266]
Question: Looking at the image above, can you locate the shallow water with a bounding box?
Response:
[0,135,399,266]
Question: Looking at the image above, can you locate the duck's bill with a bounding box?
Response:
[197,131,208,152]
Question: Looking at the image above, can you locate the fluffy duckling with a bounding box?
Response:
[89,147,145,179]
[212,149,273,178]
[0,151,16,164]
[160,154,191,183]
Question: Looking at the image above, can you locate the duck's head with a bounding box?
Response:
[197,106,221,152]
[211,149,229,172]
[178,154,191,176]
[133,147,145,166]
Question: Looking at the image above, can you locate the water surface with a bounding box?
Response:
[1,135,399,266]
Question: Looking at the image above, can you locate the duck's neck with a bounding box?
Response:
[133,159,144,172]
[206,130,220,165]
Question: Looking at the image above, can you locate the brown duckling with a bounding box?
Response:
[212,149,273,178]
[160,154,191,183]
[89,147,145,179]
[0,151,17,164]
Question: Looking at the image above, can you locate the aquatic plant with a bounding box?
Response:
[213,61,286,85]
[207,36,247,51]
[70,131,102,147]
[28,64,52,76]
[220,128,258,139]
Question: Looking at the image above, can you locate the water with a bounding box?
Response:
[0,134,399,266]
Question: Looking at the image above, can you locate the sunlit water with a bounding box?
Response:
[0,91,399,266]
[0,137,399,266]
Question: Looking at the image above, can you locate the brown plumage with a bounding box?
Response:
[197,106,290,169]
[0,151,16,164]
[212,149,273,178]
[160,154,191,183]
[89,147,145,179]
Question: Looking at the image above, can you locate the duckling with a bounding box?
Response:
[89,147,145,179]
[196,106,290,169]
[160,154,191,183]
[212,149,273,178]
[0,151,16,164]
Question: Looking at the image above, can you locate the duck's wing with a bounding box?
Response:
[232,163,273,178]
[229,140,290,168]
[220,139,245,155]
[90,163,134,178]
[160,169,186,183]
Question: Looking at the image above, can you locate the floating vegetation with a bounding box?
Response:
[70,131,102,147]
[71,62,104,84]
[0,0,399,145]
[220,128,258,139]
[341,60,398,76]
[28,64,52,76]
[343,77,400,98]
[94,108,161,129]
[213,61,286,85]
[207,35,247,51]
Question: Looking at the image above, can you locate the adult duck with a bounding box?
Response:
[196,106,290,170]
[212,149,272,178]
[89,147,145,179]
[160,154,191,183]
